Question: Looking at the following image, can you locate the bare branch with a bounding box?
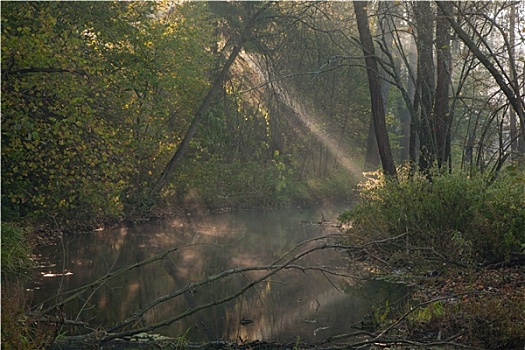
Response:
[40,246,180,314]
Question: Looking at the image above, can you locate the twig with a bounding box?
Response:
[374,291,489,341]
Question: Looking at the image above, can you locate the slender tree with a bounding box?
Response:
[413,2,436,172]
[434,1,454,170]
[364,2,394,171]
[353,1,397,178]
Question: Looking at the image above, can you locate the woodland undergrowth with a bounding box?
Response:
[338,167,525,349]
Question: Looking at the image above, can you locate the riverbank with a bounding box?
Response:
[365,263,523,349]
[404,264,525,349]
[2,179,525,350]
[332,170,525,349]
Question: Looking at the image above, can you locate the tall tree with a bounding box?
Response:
[364,2,395,171]
[353,1,397,178]
[507,2,522,165]
[434,1,454,170]
[413,2,436,172]
[153,3,272,194]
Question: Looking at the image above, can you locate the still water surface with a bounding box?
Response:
[30,206,409,344]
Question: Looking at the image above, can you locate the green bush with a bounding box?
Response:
[339,169,525,265]
[469,171,525,263]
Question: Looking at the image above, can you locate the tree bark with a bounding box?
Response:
[354,1,397,178]
[364,117,380,170]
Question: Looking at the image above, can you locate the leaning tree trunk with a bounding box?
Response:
[153,4,270,194]
[354,1,397,178]
[152,44,242,194]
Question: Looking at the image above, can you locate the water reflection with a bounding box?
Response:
[30,207,409,343]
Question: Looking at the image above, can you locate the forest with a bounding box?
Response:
[2,1,525,349]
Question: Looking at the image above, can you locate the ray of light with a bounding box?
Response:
[244,53,364,180]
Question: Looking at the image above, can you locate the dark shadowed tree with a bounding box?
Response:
[434,1,454,170]
[413,2,436,172]
[353,1,397,178]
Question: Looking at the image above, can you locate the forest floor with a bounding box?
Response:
[380,263,525,349]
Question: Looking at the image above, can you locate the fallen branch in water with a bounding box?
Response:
[39,246,180,315]
[45,232,415,348]
[103,236,357,341]
[45,233,383,346]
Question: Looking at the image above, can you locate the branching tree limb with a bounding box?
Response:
[436,1,525,138]
[48,233,408,346]
[102,239,355,341]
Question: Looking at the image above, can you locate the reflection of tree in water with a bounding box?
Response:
[30,208,410,343]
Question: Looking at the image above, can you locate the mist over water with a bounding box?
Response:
[29,206,409,343]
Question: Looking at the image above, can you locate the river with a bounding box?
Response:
[29,206,410,344]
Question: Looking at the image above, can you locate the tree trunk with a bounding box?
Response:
[413,1,436,172]
[153,4,270,194]
[399,44,417,163]
[364,117,380,170]
[354,1,397,178]
[508,2,523,165]
[152,44,242,194]
[364,2,395,171]
[434,1,453,170]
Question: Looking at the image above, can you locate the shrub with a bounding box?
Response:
[405,294,525,349]
[1,283,59,350]
[339,169,525,265]
[469,170,525,263]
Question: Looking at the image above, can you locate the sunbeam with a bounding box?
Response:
[243,53,364,180]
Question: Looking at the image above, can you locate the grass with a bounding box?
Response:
[1,222,34,275]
